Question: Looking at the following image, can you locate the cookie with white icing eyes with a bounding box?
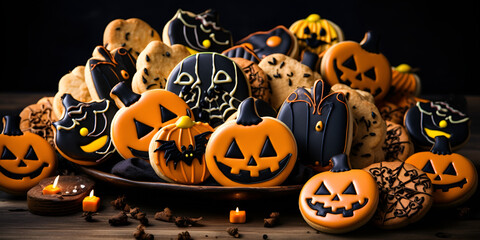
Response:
[103,18,161,59]
[163,9,233,54]
[132,41,191,94]
[404,101,470,151]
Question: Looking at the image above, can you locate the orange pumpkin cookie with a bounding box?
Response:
[205,97,297,187]
[321,31,392,101]
[405,136,478,207]
[110,82,193,161]
[299,154,379,234]
[0,115,57,195]
[383,121,414,162]
[365,161,433,229]
[149,116,213,184]
[19,97,57,146]
[386,64,421,102]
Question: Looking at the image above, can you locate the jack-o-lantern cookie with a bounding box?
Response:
[103,18,161,59]
[277,79,353,172]
[53,94,117,166]
[237,25,299,59]
[386,64,422,102]
[331,84,386,168]
[404,100,470,151]
[163,9,233,54]
[230,57,271,104]
[289,14,344,56]
[258,53,321,110]
[110,82,193,160]
[299,154,379,234]
[383,121,414,162]
[365,161,433,229]
[53,66,92,119]
[205,97,297,187]
[19,97,57,146]
[85,46,136,102]
[321,31,392,101]
[166,52,251,128]
[131,41,191,94]
[149,116,214,184]
[0,115,57,195]
[405,136,478,207]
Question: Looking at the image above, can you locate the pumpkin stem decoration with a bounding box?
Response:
[431,136,452,155]
[110,81,141,107]
[329,154,351,173]
[2,115,23,136]
[360,31,380,54]
[236,97,262,126]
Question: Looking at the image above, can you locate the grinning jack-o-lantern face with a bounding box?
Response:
[299,154,379,233]
[321,31,391,101]
[0,115,57,194]
[110,82,193,160]
[205,97,297,187]
[405,136,478,206]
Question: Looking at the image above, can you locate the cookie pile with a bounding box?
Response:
[1,9,477,234]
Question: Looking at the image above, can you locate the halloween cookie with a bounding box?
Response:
[131,40,191,94]
[321,31,392,101]
[53,94,117,166]
[226,98,277,122]
[383,121,414,162]
[237,25,299,59]
[110,82,193,160]
[404,100,470,151]
[331,84,386,168]
[289,14,344,56]
[405,136,478,207]
[231,57,271,103]
[84,46,136,102]
[103,18,161,59]
[53,66,92,119]
[299,154,379,234]
[386,64,421,102]
[149,116,214,184]
[258,53,321,110]
[222,45,261,63]
[19,97,57,146]
[163,9,233,54]
[365,161,433,229]
[0,115,57,195]
[166,52,251,128]
[277,79,353,172]
[205,97,297,187]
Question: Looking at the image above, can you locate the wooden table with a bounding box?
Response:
[1,93,479,240]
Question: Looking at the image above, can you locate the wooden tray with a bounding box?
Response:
[79,166,303,200]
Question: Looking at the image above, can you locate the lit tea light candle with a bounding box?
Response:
[230,207,246,223]
[42,175,61,195]
[82,189,100,212]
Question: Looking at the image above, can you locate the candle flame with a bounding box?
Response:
[236,207,239,212]
[52,175,59,188]
[90,189,94,197]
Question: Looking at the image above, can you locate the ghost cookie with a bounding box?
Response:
[258,53,321,110]
[19,97,57,146]
[166,52,251,128]
[205,97,297,187]
[383,121,414,162]
[331,84,386,169]
[53,66,92,119]
[103,18,161,59]
[131,40,191,94]
[230,57,271,104]
[163,9,233,54]
[53,94,117,166]
[237,25,299,59]
[365,161,433,229]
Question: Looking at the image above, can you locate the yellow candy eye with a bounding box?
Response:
[79,127,89,137]
[202,39,211,49]
[315,121,323,132]
[439,120,448,128]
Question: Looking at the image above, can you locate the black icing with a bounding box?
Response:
[306,198,369,217]
[0,162,49,180]
[2,115,23,136]
[236,97,262,126]
[330,153,351,172]
[360,31,380,54]
[237,25,294,59]
[111,82,141,107]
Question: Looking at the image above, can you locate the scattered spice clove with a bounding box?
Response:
[154,208,173,222]
[226,227,240,238]
[82,211,98,222]
[109,211,129,226]
[264,212,280,227]
[133,224,154,240]
[177,231,192,240]
[111,195,128,211]
[174,216,203,227]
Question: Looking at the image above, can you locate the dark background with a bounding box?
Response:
[3,0,480,95]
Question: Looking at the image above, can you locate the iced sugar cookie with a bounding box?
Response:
[299,154,379,234]
[19,97,57,146]
[237,25,299,59]
[110,82,193,160]
[53,66,92,119]
[383,121,414,162]
[163,9,233,54]
[205,97,297,187]
[149,116,214,184]
[231,57,271,104]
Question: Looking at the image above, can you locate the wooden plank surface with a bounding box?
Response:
[0,94,479,240]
